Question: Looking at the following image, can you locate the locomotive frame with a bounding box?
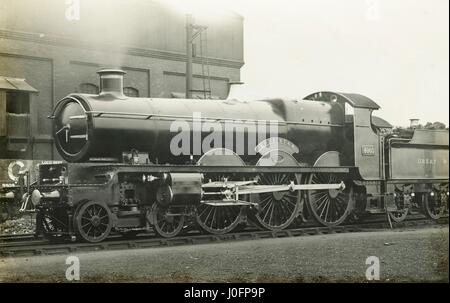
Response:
[13,70,449,242]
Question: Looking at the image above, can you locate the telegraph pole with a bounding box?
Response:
[185,14,193,99]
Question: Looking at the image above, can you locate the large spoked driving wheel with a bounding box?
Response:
[74,201,112,242]
[422,191,446,220]
[196,198,244,234]
[306,173,354,227]
[252,173,301,230]
[195,149,246,235]
[151,203,185,238]
[196,173,245,234]
[251,150,302,230]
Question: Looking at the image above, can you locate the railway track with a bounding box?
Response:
[0,233,37,243]
[0,215,447,258]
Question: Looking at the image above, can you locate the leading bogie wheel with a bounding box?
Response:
[74,201,112,243]
[151,203,185,238]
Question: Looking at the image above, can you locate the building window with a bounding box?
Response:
[1,91,31,147]
[124,87,139,97]
[79,83,99,94]
[6,92,30,114]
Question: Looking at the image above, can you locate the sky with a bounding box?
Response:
[172,0,449,127]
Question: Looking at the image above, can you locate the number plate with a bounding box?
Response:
[361,145,375,156]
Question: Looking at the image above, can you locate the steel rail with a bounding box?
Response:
[0,216,447,258]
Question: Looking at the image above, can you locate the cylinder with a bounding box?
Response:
[156,173,202,206]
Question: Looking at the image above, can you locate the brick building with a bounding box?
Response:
[0,0,244,161]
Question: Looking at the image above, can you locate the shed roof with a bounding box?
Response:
[0,76,38,93]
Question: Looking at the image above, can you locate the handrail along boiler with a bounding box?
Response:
[20,69,448,242]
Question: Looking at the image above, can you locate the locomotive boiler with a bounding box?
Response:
[52,69,345,165]
[20,69,448,243]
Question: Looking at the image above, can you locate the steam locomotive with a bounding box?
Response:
[17,69,448,242]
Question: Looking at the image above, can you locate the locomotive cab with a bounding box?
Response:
[304,91,384,180]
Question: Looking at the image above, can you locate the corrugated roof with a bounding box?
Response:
[0,76,38,93]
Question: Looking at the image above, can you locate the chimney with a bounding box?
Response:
[97,69,126,97]
[410,118,420,129]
